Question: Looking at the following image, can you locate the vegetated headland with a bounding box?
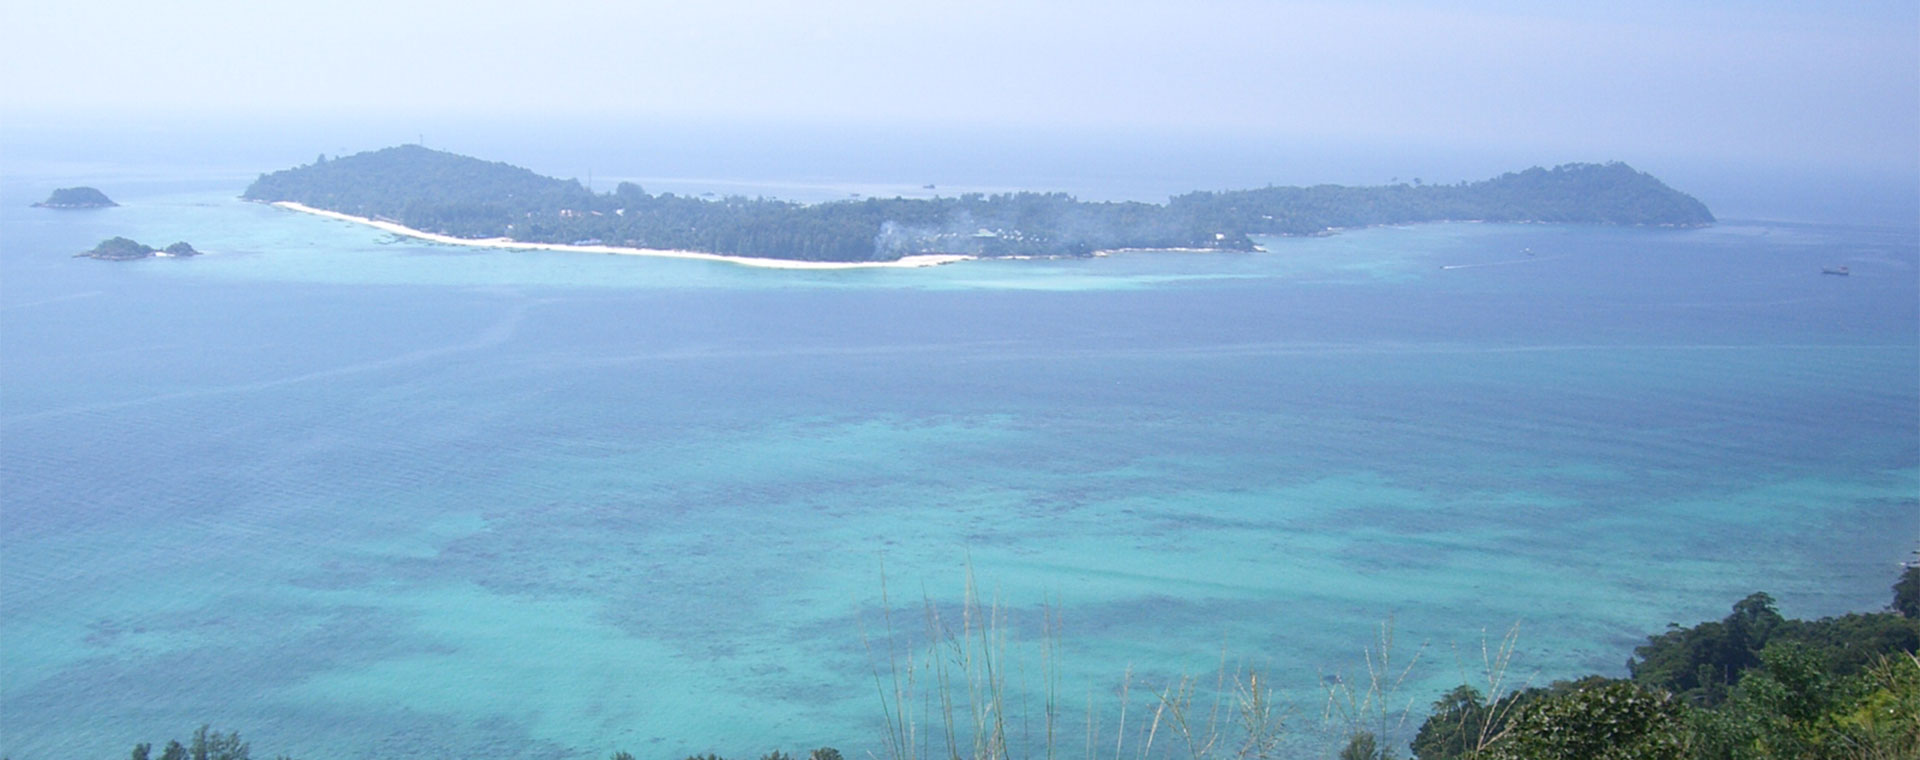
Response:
[242,145,1714,265]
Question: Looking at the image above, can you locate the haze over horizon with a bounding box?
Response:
[6,2,1915,164]
[2,1,1916,223]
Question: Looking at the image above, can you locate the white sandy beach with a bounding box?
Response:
[269,201,974,270]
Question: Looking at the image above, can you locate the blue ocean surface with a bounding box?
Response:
[1,143,1915,759]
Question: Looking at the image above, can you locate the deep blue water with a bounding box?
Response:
[1,135,1916,759]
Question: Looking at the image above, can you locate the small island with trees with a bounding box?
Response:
[77,237,199,261]
[243,145,1714,265]
[34,186,118,208]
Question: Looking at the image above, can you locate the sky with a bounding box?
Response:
[2,0,1916,179]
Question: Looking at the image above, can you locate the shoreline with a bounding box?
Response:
[267,201,975,270]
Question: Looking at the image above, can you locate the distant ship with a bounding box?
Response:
[1822,266,1850,276]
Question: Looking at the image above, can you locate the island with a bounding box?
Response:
[243,145,1714,265]
[34,186,118,208]
[77,237,199,261]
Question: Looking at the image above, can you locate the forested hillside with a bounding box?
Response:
[244,146,1714,262]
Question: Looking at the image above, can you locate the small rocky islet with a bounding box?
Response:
[33,186,118,208]
[76,237,199,261]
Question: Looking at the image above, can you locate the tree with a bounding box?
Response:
[1410,686,1484,759]
[1832,653,1920,758]
[1339,731,1389,760]
[189,724,250,760]
[1631,593,1786,706]
[1480,680,1690,760]
[1696,642,1856,760]
[1894,566,1919,619]
[1409,684,1540,760]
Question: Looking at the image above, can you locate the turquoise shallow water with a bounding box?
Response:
[1,168,1916,759]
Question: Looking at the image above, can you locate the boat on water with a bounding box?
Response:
[1822,266,1850,276]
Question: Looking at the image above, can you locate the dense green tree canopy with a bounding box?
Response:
[1479,680,1692,760]
[1628,592,1919,707]
[1894,566,1919,619]
[1413,572,1920,760]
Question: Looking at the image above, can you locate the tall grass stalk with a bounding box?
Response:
[867,571,1288,760]
[861,567,920,760]
[1454,622,1530,753]
[1111,660,1287,760]
[1321,616,1427,756]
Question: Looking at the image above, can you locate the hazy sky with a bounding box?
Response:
[4,0,1915,172]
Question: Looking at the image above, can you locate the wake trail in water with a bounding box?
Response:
[980,342,1914,362]
[1,290,105,310]
[1441,254,1568,270]
[1,301,531,426]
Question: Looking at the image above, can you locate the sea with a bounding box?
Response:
[2,120,1916,760]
